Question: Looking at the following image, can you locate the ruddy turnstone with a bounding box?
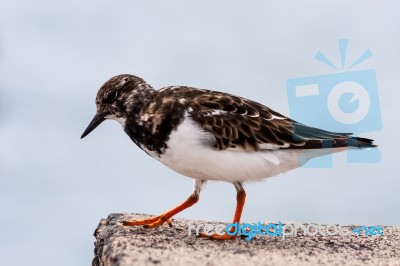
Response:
[81,74,376,240]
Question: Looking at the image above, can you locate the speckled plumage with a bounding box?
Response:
[88,74,374,157]
[81,74,376,236]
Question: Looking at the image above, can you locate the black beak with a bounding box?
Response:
[81,112,107,139]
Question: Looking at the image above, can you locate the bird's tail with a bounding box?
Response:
[347,137,376,148]
[290,122,377,149]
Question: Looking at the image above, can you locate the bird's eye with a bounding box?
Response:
[104,91,118,103]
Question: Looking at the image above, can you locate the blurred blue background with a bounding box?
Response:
[1,1,399,265]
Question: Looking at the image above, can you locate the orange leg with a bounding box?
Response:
[200,182,246,240]
[122,180,204,228]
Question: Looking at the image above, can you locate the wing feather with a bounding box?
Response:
[140,86,375,151]
[184,89,359,150]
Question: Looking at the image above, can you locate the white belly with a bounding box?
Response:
[149,117,344,183]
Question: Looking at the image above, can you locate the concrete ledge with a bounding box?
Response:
[93,213,400,266]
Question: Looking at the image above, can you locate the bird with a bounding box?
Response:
[81,74,376,240]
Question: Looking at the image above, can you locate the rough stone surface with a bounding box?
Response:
[93,213,400,266]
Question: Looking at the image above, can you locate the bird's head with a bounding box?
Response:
[81,74,155,139]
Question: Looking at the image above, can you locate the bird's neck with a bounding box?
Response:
[122,84,158,149]
[124,83,157,119]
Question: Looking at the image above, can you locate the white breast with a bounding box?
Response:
[149,116,343,183]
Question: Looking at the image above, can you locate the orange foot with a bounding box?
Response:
[122,215,172,228]
[198,232,237,240]
[122,193,199,229]
[197,185,246,241]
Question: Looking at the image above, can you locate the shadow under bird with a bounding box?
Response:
[81,74,376,240]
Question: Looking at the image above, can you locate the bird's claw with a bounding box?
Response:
[122,215,172,228]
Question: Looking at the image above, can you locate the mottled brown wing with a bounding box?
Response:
[183,89,360,151]
[140,86,374,152]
